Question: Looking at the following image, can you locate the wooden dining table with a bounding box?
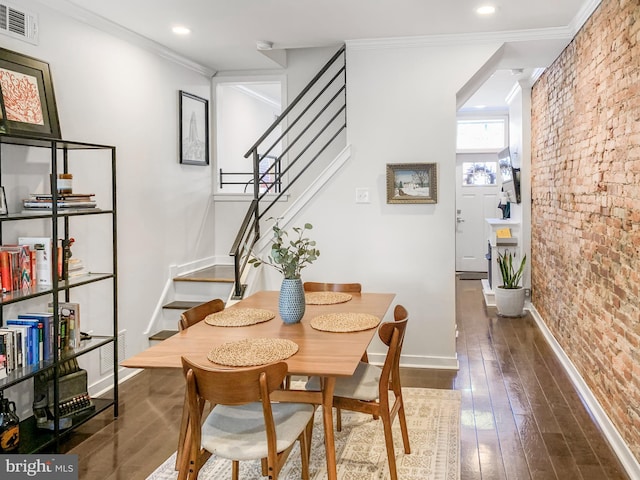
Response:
[121,290,395,480]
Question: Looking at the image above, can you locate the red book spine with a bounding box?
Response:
[0,251,11,292]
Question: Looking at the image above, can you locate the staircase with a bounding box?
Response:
[149,265,235,342]
[229,45,346,298]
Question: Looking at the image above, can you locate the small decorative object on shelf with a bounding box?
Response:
[249,220,320,324]
[0,391,19,452]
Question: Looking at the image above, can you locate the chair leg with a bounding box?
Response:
[381,413,399,480]
[232,460,240,480]
[299,418,313,480]
[397,399,411,454]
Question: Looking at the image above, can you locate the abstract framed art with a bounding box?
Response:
[386,162,438,204]
[0,48,61,138]
[179,90,209,165]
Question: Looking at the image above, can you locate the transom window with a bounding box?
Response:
[456,117,507,151]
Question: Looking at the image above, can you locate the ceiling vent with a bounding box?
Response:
[0,2,38,45]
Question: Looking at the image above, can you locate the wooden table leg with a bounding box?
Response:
[321,376,337,480]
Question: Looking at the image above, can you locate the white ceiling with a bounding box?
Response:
[45,0,593,109]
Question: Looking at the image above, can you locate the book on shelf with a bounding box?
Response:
[30,193,95,202]
[0,245,32,292]
[496,227,512,238]
[5,319,43,365]
[17,237,52,286]
[6,325,29,368]
[48,302,80,351]
[23,192,97,210]
[0,329,16,374]
[17,313,55,361]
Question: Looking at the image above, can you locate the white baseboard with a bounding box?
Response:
[529,305,640,480]
[368,352,459,370]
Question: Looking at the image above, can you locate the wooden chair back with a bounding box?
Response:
[180,357,295,479]
[181,357,288,405]
[303,282,362,293]
[179,298,225,331]
[377,317,408,391]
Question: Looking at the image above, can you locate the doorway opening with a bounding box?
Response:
[214,78,284,196]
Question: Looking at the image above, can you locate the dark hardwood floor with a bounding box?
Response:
[59,279,630,479]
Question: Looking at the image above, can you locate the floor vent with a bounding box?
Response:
[0,1,38,45]
[100,330,126,374]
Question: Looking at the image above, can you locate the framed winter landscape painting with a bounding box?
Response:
[386,162,438,204]
[179,90,209,165]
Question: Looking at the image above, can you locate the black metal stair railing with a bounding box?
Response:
[229,45,346,298]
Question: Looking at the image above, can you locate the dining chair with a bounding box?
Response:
[175,298,226,469]
[306,304,410,480]
[303,282,366,424]
[178,298,225,331]
[180,357,316,480]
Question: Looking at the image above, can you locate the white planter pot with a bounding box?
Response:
[494,286,525,317]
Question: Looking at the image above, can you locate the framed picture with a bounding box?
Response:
[0,48,61,138]
[0,186,7,215]
[179,90,209,165]
[386,162,438,204]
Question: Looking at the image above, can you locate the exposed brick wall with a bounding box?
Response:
[531,0,640,462]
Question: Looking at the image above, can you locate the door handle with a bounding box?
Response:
[457,217,465,223]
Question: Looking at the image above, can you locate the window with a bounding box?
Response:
[457,117,507,151]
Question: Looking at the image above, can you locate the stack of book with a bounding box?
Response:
[0,303,81,377]
[23,193,97,211]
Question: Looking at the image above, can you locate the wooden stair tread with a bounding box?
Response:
[149,330,178,341]
[173,265,235,283]
[163,301,203,310]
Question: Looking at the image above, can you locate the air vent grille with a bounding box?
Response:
[0,2,38,45]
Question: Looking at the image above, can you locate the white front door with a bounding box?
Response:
[455,153,502,272]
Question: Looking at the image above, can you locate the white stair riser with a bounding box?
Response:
[173,281,233,300]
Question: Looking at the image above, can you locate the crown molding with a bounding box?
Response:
[346,26,573,50]
[569,0,602,35]
[37,0,216,77]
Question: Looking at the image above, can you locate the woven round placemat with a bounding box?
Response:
[207,338,299,367]
[310,312,380,332]
[204,308,275,327]
[305,291,353,305]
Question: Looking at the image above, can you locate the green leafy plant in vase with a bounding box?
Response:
[249,221,320,323]
[495,250,527,317]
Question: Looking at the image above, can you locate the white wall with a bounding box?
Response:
[1,1,213,396]
[274,41,504,368]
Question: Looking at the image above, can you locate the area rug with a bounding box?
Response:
[147,387,461,480]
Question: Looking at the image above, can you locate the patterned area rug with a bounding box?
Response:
[147,387,460,480]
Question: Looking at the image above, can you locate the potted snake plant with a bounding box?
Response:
[495,250,527,317]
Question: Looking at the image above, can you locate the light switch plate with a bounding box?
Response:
[355,188,370,203]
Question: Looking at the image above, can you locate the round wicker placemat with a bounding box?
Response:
[204,308,275,327]
[207,338,299,367]
[310,312,380,332]
[305,291,353,305]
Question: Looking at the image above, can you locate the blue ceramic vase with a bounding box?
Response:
[279,278,305,324]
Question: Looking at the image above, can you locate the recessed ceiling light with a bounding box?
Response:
[172,25,191,35]
[476,5,496,15]
[474,105,487,109]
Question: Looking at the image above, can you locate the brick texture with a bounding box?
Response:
[531,0,640,462]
